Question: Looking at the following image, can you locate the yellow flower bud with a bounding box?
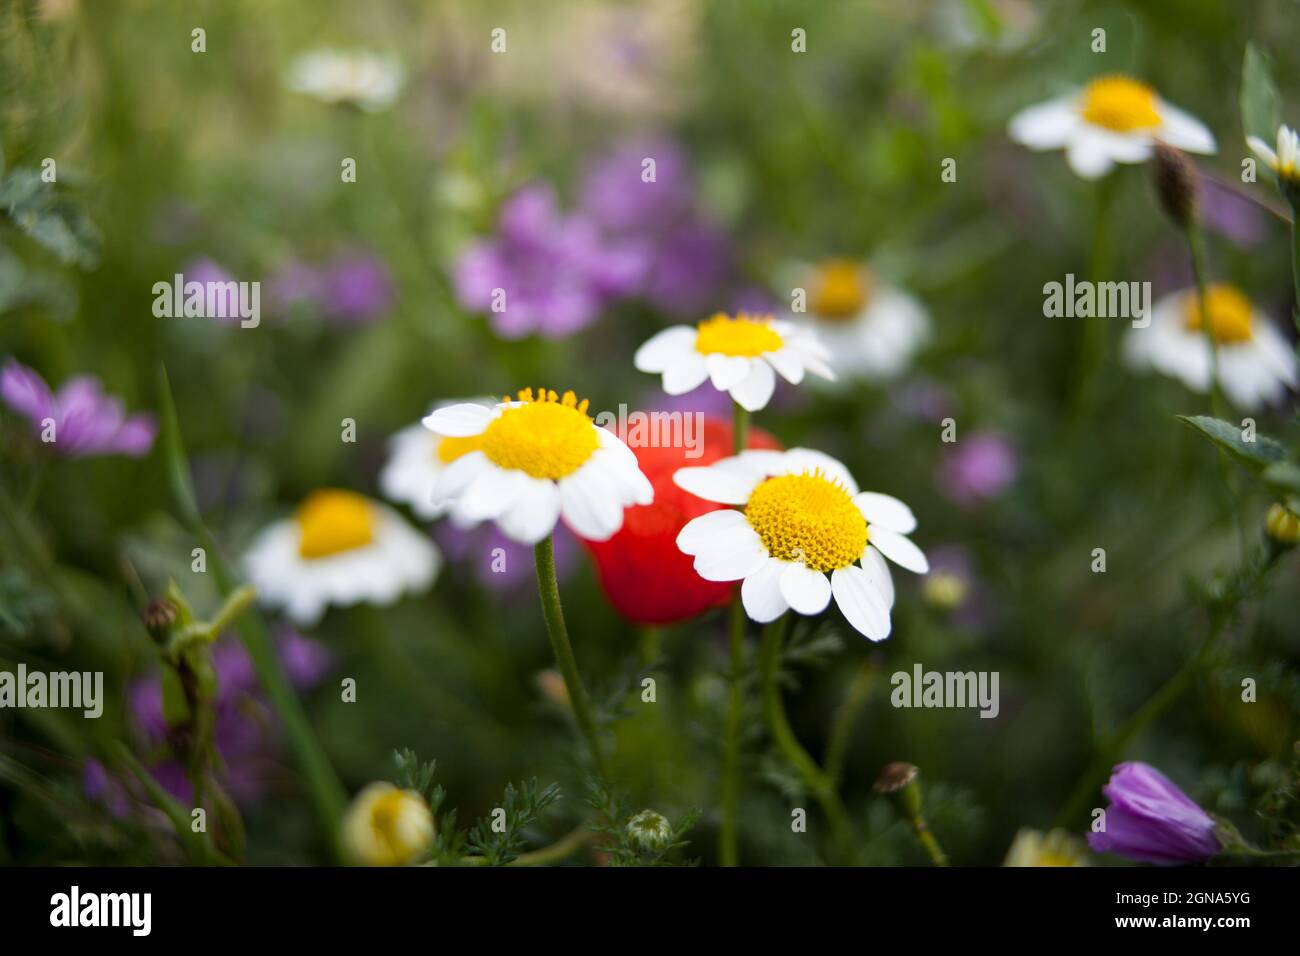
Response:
[342,782,434,866]
[1265,503,1300,546]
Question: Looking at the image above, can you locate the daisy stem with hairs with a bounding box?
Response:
[534,533,609,780]
[718,402,750,866]
[758,615,857,861]
[1074,174,1119,412]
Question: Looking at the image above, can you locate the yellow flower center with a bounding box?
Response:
[1184,284,1254,344]
[436,434,483,465]
[810,260,871,320]
[480,388,599,480]
[1079,76,1161,132]
[744,471,867,573]
[296,489,375,559]
[694,312,784,357]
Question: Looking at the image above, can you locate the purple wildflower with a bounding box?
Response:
[321,250,394,323]
[453,184,645,339]
[936,430,1018,506]
[1,358,156,458]
[1088,762,1221,865]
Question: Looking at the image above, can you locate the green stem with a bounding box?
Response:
[825,661,875,786]
[507,823,595,867]
[1072,173,1118,416]
[534,534,608,779]
[758,616,857,861]
[718,400,752,866]
[157,366,348,859]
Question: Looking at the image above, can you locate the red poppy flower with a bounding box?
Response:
[581,417,780,625]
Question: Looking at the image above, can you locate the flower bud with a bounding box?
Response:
[625,809,673,851]
[141,599,178,642]
[1265,502,1300,546]
[1151,143,1197,229]
[342,782,434,866]
[873,761,923,820]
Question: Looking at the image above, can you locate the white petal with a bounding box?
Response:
[673,464,760,504]
[422,403,495,437]
[1247,135,1278,169]
[854,492,917,534]
[634,326,697,372]
[781,448,858,494]
[741,558,790,623]
[1008,96,1081,149]
[764,348,805,385]
[728,359,776,412]
[558,462,624,541]
[861,546,895,609]
[459,464,530,521]
[831,566,892,641]
[1158,102,1216,155]
[676,508,748,555]
[692,523,768,582]
[869,527,929,574]
[496,477,562,544]
[662,353,710,395]
[1066,129,1122,179]
[706,354,753,390]
[779,563,832,615]
[430,450,490,509]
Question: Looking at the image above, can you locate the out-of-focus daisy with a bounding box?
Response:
[1003,828,1090,867]
[784,259,930,381]
[244,489,440,626]
[380,401,494,522]
[1122,284,1297,409]
[1009,75,1215,179]
[423,389,653,544]
[288,50,404,111]
[634,312,834,412]
[674,448,927,641]
[342,782,434,867]
[1247,124,1300,186]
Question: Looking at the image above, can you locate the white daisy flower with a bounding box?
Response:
[288,49,404,111]
[342,782,434,867]
[785,259,930,381]
[1009,75,1215,180]
[379,401,493,522]
[673,448,928,641]
[634,312,835,412]
[1247,124,1300,184]
[423,388,653,545]
[244,489,440,626]
[1122,284,1297,410]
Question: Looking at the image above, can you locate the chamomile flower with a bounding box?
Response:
[243,489,440,626]
[674,449,927,641]
[1003,829,1090,867]
[380,401,493,522]
[634,312,834,412]
[1247,124,1300,187]
[288,49,404,111]
[1009,75,1215,180]
[1122,284,1297,409]
[423,388,653,544]
[784,259,931,380]
[342,782,434,867]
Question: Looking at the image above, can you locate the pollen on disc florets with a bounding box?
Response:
[1079,75,1161,132]
[480,388,599,480]
[296,489,376,559]
[694,312,785,357]
[1184,284,1254,344]
[811,260,872,320]
[744,470,868,572]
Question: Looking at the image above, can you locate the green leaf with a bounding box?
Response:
[160,666,190,728]
[1241,44,1281,146]
[1178,415,1286,473]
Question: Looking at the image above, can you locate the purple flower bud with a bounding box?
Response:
[1087,762,1221,865]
